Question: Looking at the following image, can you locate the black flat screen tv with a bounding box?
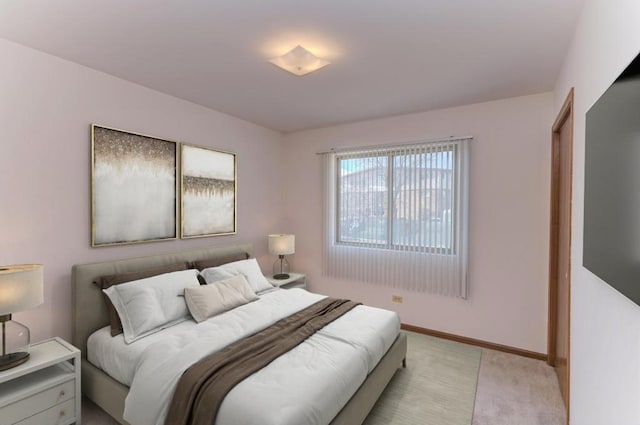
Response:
[584,51,640,306]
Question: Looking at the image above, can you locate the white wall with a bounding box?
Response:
[553,0,640,423]
[283,92,553,353]
[0,39,285,343]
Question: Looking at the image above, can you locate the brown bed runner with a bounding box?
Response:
[165,297,361,425]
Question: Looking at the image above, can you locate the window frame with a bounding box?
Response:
[334,145,459,255]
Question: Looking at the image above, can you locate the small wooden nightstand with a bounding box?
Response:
[267,273,307,290]
[0,337,81,425]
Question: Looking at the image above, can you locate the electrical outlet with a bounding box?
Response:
[391,295,403,303]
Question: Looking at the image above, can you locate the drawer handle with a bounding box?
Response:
[59,390,66,397]
[59,409,66,417]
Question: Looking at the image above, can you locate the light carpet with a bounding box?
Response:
[363,331,481,425]
[472,349,566,425]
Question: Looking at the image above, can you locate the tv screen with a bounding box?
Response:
[584,51,640,306]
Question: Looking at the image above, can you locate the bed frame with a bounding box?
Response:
[72,242,407,425]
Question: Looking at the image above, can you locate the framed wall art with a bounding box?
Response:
[181,144,237,238]
[91,124,177,246]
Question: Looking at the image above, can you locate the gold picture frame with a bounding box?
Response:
[91,124,178,247]
[180,143,237,238]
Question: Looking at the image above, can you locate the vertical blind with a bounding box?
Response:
[322,137,470,297]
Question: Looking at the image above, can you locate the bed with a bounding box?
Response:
[72,243,407,425]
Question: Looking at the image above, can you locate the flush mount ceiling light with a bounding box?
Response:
[269,45,330,76]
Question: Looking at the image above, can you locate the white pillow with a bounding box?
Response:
[103,269,200,344]
[204,258,273,293]
[185,275,258,323]
[200,267,236,285]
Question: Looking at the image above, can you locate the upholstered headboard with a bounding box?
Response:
[71,243,253,357]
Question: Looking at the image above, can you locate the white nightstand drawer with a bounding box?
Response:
[3,379,74,424]
[0,338,80,425]
[283,280,306,289]
[15,398,75,425]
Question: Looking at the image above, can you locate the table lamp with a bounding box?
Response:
[268,234,295,279]
[0,264,44,371]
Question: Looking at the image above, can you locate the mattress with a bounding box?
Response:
[87,288,400,425]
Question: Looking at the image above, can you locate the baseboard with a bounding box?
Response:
[401,323,548,361]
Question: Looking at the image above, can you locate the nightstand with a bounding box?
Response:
[0,337,81,425]
[267,273,307,290]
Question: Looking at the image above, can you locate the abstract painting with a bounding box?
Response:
[91,125,177,246]
[181,144,236,238]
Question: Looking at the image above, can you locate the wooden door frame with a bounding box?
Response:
[547,87,574,423]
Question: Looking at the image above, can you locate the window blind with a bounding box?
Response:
[322,137,470,297]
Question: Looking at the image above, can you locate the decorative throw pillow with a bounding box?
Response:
[185,275,258,323]
[94,262,190,336]
[103,269,200,344]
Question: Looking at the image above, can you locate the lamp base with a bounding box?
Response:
[0,351,29,371]
[272,255,290,279]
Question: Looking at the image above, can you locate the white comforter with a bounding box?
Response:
[101,288,399,425]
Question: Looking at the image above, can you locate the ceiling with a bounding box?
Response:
[0,1,584,133]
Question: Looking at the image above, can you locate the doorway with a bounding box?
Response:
[548,88,573,424]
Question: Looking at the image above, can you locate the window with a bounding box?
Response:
[337,147,457,253]
[322,138,470,296]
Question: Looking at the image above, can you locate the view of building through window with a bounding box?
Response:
[337,148,455,252]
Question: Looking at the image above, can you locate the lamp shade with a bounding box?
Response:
[268,234,295,255]
[0,265,44,315]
